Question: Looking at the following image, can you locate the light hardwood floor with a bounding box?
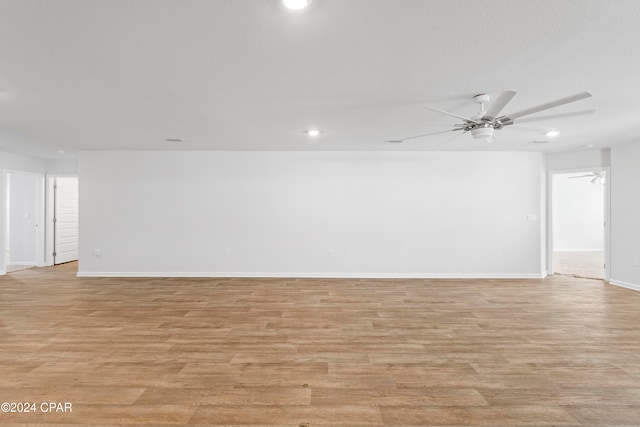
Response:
[2,263,640,426]
[553,251,604,280]
[5,264,36,273]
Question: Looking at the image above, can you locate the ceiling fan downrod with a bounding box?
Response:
[469,94,495,140]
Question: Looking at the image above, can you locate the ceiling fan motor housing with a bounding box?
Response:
[474,94,491,105]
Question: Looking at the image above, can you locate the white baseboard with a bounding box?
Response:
[8,261,37,266]
[77,271,548,279]
[609,279,640,292]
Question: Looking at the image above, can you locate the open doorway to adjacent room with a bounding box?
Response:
[550,169,608,280]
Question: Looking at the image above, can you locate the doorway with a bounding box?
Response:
[5,171,45,272]
[550,169,608,280]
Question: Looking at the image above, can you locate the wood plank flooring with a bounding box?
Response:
[2,263,640,426]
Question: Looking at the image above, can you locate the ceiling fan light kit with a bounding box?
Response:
[390,90,593,145]
[470,125,494,140]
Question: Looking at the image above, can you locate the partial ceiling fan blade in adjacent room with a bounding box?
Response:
[569,171,605,180]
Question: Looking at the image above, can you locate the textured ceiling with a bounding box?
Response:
[0,0,639,158]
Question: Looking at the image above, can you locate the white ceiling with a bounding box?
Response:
[1,0,639,159]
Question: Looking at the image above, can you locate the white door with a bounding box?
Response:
[54,177,79,264]
[5,172,45,271]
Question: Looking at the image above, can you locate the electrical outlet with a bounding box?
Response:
[224,248,231,257]
[93,248,101,257]
[345,250,351,257]
[329,250,335,257]
[633,256,639,267]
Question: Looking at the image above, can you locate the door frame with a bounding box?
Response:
[547,167,610,281]
[45,174,78,266]
[4,170,46,270]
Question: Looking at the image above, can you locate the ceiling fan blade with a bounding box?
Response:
[482,90,516,121]
[436,131,467,147]
[509,124,553,132]
[429,107,479,124]
[515,109,596,124]
[387,128,460,143]
[501,91,592,122]
[387,123,457,128]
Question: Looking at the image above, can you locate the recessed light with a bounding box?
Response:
[165,138,184,143]
[531,140,550,144]
[283,0,312,10]
[545,131,560,137]
[307,129,320,137]
[57,149,66,154]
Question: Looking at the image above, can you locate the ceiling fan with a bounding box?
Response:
[569,170,605,184]
[387,90,593,145]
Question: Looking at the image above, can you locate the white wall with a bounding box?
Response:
[546,148,610,171]
[610,140,640,290]
[0,151,46,173]
[46,159,78,175]
[78,150,545,278]
[552,172,604,251]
